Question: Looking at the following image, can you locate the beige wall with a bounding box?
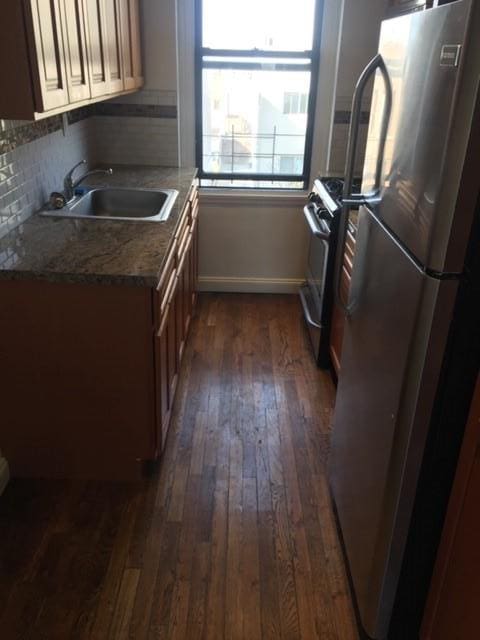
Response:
[141,0,178,91]
[198,194,308,293]
[335,0,387,100]
[327,0,388,174]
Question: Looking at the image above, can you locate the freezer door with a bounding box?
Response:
[329,207,458,639]
[362,1,476,271]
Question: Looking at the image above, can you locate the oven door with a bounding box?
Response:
[301,203,332,365]
[304,203,330,315]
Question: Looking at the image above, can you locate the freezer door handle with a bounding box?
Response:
[335,54,393,315]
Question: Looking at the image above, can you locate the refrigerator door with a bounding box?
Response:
[330,207,458,639]
[361,1,476,272]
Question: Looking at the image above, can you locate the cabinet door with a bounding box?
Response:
[61,0,91,102]
[83,0,109,96]
[119,0,143,90]
[176,256,186,364]
[155,311,170,452]
[27,0,70,111]
[103,0,124,93]
[168,280,180,412]
[421,376,480,640]
[183,231,194,336]
[191,199,199,309]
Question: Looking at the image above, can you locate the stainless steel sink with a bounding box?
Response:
[40,187,179,222]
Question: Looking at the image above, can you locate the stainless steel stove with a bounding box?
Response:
[300,176,361,368]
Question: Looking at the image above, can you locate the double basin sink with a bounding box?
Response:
[40,187,179,223]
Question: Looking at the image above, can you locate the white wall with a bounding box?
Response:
[310,0,345,177]
[198,193,308,293]
[142,0,178,92]
[327,0,388,174]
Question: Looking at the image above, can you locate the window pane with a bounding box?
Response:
[202,68,311,176]
[202,0,317,51]
[201,179,305,189]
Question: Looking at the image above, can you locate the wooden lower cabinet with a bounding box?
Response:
[330,229,355,377]
[0,186,199,480]
[421,375,480,640]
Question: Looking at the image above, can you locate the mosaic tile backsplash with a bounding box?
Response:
[0,90,179,240]
[92,90,179,167]
[0,118,94,240]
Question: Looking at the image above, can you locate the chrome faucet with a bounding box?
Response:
[63,160,113,202]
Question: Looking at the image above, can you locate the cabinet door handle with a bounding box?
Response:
[177,233,193,276]
[156,240,177,293]
[157,303,170,336]
[160,268,177,316]
[167,270,180,306]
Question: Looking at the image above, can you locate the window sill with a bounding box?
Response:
[199,187,308,207]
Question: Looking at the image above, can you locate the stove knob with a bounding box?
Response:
[308,191,322,205]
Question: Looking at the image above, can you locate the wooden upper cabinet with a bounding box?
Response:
[83,0,109,97]
[27,0,70,112]
[103,0,124,93]
[61,0,91,102]
[0,0,143,119]
[119,0,143,90]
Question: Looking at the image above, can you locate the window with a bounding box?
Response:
[195,0,322,189]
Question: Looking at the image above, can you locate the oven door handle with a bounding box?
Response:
[299,286,322,330]
[303,205,330,240]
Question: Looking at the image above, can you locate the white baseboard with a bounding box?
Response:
[198,276,304,294]
[0,457,10,496]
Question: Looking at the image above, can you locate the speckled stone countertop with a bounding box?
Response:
[0,166,197,287]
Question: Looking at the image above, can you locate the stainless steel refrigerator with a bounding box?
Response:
[329,2,480,639]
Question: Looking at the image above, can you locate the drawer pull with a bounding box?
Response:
[156,240,177,293]
[160,268,177,316]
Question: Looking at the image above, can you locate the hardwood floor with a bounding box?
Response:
[0,294,358,640]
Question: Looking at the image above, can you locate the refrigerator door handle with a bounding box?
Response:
[335,54,393,316]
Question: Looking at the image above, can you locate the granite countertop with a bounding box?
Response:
[0,166,197,287]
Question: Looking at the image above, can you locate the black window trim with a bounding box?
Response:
[194,0,324,189]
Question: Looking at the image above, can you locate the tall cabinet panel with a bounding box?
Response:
[83,0,109,97]
[104,0,124,93]
[26,0,70,111]
[119,0,143,90]
[61,0,91,102]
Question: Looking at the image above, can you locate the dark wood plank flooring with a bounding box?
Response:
[0,293,358,640]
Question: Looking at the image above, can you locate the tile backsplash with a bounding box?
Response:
[327,96,371,176]
[0,90,180,240]
[0,117,94,239]
[92,90,179,167]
